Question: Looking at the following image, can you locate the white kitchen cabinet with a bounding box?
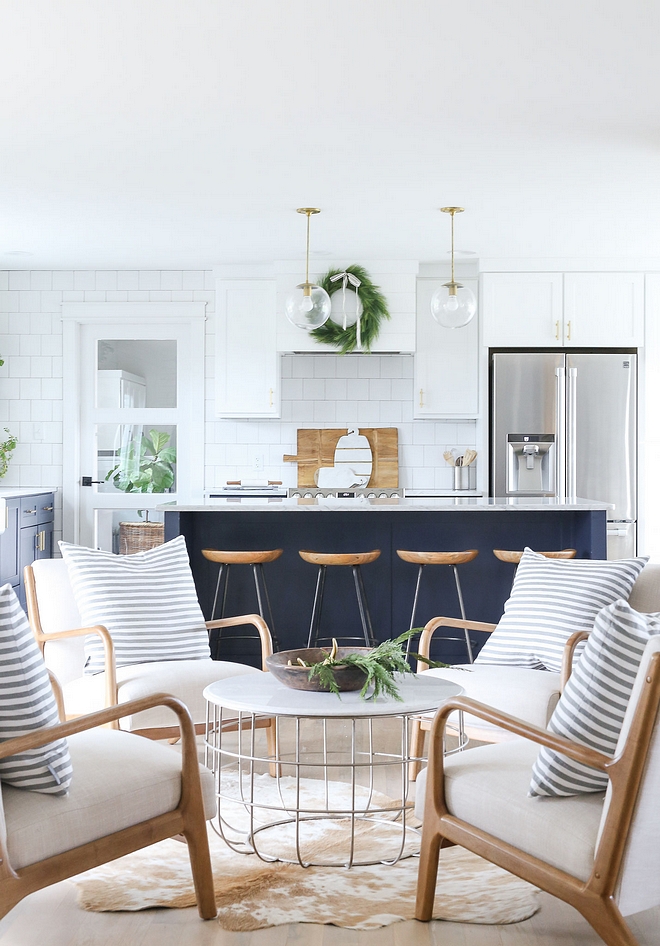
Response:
[215,278,280,417]
[563,273,644,347]
[481,273,563,347]
[482,271,645,348]
[414,278,479,418]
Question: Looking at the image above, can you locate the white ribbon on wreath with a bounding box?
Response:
[330,271,363,348]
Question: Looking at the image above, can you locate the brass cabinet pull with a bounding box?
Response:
[419,389,424,408]
[566,320,572,341]
[42,505,53,512]
[35,530,46,553]
[269,388,273,408]
[555,320,560,341]
[4,506,7,530]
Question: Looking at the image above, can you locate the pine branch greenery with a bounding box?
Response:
[310,264,390,353]
[306,629,451,701]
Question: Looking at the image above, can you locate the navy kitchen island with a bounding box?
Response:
[161,496,609,664]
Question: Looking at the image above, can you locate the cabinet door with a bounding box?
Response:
[481,273,563,347]
[0,500,20,587]
[414,278,479,418]
[563,273,644,347]
[215,279,280,417]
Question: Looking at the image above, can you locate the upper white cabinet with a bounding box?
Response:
[563,273,644,347]
[481,273,563,347]
[414,278,479,418]
[482,272,645,348]
[215,277,280,417]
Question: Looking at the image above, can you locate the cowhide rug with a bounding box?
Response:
[72,774,540,931]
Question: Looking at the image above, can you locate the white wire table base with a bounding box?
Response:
[205,706,431,868]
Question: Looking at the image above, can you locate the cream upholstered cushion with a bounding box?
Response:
[30,557,262,730]
[415,739,604,882]
[62,658,261,730]
[419,665,561,741]
[2,728,216,870]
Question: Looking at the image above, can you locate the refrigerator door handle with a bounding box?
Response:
[555,366,566,501]
[567,366,578,501]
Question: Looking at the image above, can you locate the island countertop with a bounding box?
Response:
[158,495,612,513]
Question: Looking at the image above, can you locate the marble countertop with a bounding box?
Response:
[159,495,612,513]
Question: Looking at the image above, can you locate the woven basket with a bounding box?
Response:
[118,521,165,555]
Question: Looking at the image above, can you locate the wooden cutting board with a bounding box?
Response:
[283,428,398,487]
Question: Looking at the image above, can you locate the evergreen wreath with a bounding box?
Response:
[310,264,390,354]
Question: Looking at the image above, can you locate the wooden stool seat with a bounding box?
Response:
[300,549,381,648]
[202,549,283,565]
[299,550,381,567]
[397,549,479,663]
[396,549,478,567]
[493,548,577,565]
[202,548,283,651]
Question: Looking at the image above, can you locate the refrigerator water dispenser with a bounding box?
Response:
[506,434,555,495]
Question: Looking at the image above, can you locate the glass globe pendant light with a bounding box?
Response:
[284,208,332,330]
[430,207,477,328]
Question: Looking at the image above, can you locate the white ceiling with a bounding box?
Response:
[1,0,660,270]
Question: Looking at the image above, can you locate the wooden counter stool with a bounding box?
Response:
[493,548,577,591]
[299,550,381,649]
[201,549,283,651]
[396,550,479,662]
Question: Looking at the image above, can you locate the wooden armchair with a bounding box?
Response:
[410,562,660,773]
[0,689,217,921]
[25,559,274,741]
[415,637,660,946]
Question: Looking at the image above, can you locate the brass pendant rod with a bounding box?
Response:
[305,211,311,286]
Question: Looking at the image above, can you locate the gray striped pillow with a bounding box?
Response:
[59,536,210,675]
[530,599,660,796]
[0,582,72,795]
[475,548,648,671]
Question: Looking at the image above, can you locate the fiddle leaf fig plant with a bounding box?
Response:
[0,428,17,479]
[105,428,176,494]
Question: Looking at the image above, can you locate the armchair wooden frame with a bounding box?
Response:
[24,562,276,744]
[0,691,217,922]
[409,616,496,778]
[415,650,660,946]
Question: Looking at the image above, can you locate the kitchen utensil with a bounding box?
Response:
[463,449,478,467]
[443,451,456,466]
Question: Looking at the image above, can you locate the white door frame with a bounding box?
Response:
[62,302,206,545]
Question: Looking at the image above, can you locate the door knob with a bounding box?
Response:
[81,476,104,487]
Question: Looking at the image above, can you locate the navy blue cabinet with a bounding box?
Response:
[0,492,54,608]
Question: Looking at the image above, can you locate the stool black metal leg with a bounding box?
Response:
[253,563,281,652]
[307,565,327,648]
[353,565,377,647]
[452,565,474,663]
[210,563,225,622]
[219,564,231,619]
[405,564,425,658]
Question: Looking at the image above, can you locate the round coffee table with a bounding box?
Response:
[204,672,463,868]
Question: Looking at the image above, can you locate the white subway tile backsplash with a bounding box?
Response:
[369,379,392,400]
[19,291,42,312]
[52,272,74,290]
[41,378,63,400]
[0,273,8,291]
[325,379,347,400]
[30,272,52,290]
[30,315,52,334]
[9,357,31,378]
[303,379,325,401]
[346,379,369,400]
[94,272,118,290]
[313,400,336,422]
[20,379,41,400]
[20,335,43,358]
[74,271,96,291]
[8,272,30,290]
[161,271,183,291]
[182,272,205,290]
[117,271,139,290]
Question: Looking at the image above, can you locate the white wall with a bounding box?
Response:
[0,269,478,545]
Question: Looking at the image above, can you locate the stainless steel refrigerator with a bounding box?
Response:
[490,351,637,559]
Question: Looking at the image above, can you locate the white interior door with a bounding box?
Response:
[62,303,205,550]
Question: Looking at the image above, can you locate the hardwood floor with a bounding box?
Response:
[1,726,658,945]
[0,884,658,946]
